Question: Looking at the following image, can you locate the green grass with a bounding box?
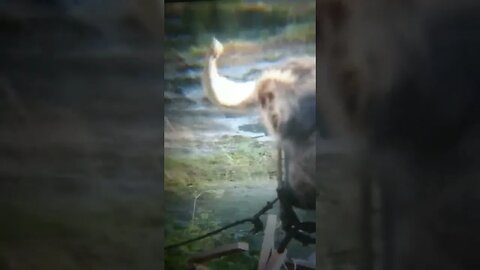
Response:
[164,135,277,269]
[164,209,259,270]
[271,22,316,43]
[181,20,315,62]
[164,135,277,193]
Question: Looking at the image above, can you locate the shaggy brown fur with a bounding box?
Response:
[255,57,316,139]
[203,39,317,209]
[254,58,317,209]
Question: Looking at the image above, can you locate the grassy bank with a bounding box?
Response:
[165,135,277,193]
[164,135,278,269]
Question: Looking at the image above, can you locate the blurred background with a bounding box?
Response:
[163,0,315,269]
[0,1,163,269]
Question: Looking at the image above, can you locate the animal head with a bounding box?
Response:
[255,69,301,138]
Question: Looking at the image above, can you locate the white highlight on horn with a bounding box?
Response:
[202,37,258,109]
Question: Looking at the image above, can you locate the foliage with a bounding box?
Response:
[164,135,278,269]
[164,135,277,192]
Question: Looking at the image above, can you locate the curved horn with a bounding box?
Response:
[202,38,258,109]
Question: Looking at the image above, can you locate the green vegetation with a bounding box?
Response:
[268,22,316,44]
[184,21,315,60]
[165,209,259,270]
[166,0,316,62]
[164,135,277,269]
[165,135,277,193]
